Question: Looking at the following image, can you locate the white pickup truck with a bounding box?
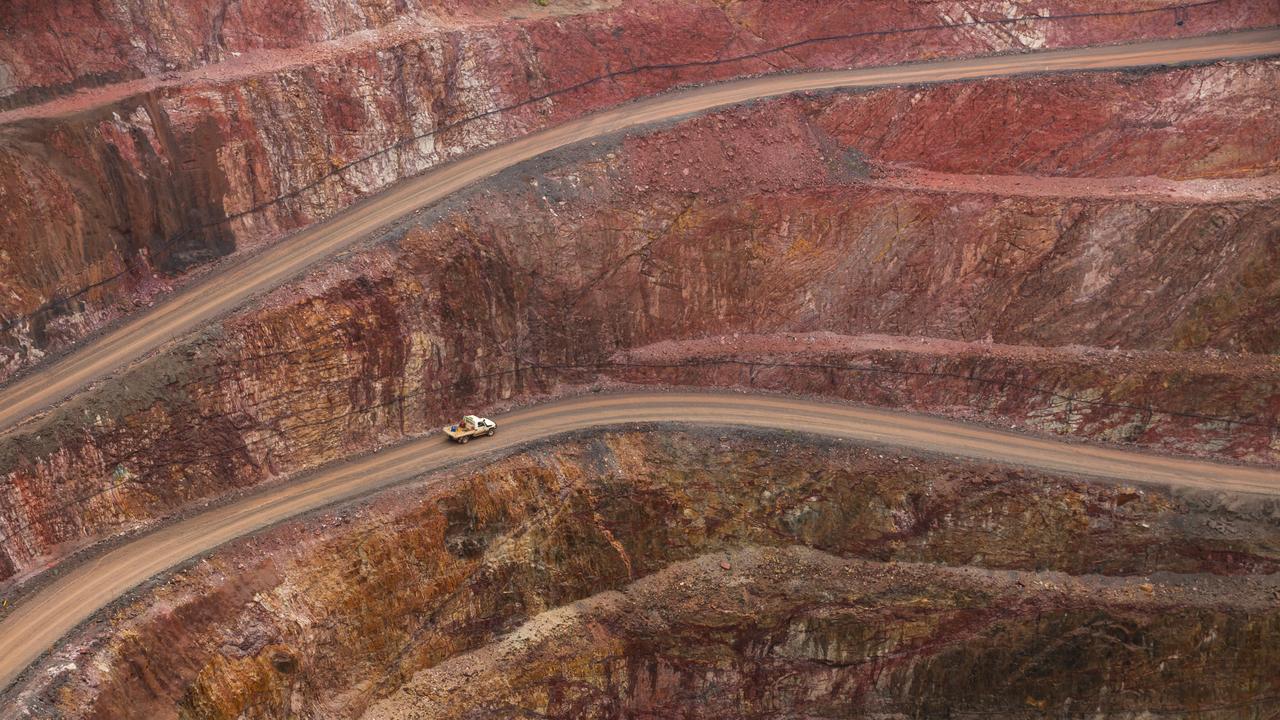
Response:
[443,415,496,443]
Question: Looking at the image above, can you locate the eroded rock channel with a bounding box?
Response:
[13,428,1279,718]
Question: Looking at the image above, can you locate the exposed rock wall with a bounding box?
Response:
[368,548,1280,720]
[2,64,1277,585]
[2,4,1277,715]
[3,0,1277,377]
[814,60,1280,179]
[5,0,1273,107]
[0,0,532,108]
[609,334,1280,459]
[8,429,1279,718]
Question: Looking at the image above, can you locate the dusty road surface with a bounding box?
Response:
[3,390,1280,693]
[2,30,1279,432]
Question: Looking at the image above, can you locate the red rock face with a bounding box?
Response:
[2,0,1277,378]
[814,65,1280,179]
[3,0,1274,106]
[0,61,1276,587]
[0,0,523,107]
[0,7,1277,711]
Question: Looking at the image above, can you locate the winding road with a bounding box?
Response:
[4,29,1280,696]
[2,29,1279,432]
[3,390,1280,692]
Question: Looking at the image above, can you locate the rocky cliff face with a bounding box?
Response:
[1,59,1277,586]
[0,0,557,108]
[3,0,1277,378]
[6,0,1272,107]
[3,3,1278,717]
[8,429,1279,718]
[369,548,1280,720]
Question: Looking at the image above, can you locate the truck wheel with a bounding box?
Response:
[487,429,495,436]
[459,436,469,444]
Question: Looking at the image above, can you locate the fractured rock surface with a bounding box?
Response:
[370,546,1280,720]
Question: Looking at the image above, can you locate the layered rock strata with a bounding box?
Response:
[2,61,1277,585]
[3,0,1277,376]
[8,429,1279,718]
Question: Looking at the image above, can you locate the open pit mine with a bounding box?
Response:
[1,1,1280,718]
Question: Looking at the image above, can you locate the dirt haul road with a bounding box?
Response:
[3,391,1280,694]
[2,29,1279,432]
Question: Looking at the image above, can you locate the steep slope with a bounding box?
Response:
[3,0,1276,378]
[1,59,1277,586]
